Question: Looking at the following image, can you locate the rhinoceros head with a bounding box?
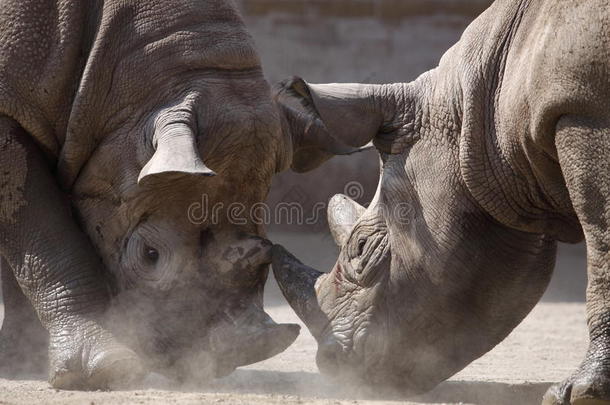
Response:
[272,77,556,393]
[60,60,370,381]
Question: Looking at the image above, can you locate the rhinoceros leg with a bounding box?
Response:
[0,116,145,389]
[543,115,610,405]
[0,257,48,376]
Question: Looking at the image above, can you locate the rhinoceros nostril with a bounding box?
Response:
[198,228,214,259]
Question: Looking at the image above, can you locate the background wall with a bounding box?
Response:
[238,0,492,222]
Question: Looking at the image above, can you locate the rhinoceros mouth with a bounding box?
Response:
[145,319,300,383]
[108,291,300,383]
[314,334,428,394]
[314,313,396,382]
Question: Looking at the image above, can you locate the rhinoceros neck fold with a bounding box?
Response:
[433,0,582,240]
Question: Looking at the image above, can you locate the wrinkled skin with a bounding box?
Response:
[0,0,360,389]
[273,0,610,403]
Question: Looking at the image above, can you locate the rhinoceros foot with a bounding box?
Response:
[544,381,610,405]
[544,379,610,405]
[48,321,146,390]
[543,343,610,405]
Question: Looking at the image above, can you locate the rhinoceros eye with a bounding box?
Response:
[143,245,159,265]
[357,239,366,257]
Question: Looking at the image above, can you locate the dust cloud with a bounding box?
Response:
[0,232,588,405]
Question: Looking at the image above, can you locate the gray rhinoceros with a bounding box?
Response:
[0,0,358,390]
[272,0,610,403]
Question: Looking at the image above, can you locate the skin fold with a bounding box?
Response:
[0,0,362,389]
[272,0,610,404]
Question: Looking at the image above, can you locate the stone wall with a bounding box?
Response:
[235,0,493,228]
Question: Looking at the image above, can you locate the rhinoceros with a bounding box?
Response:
[272,0,610,403]
[0,0,359,390]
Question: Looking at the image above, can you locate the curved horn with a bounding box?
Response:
[138,122,216,186]
[272,245,327,339]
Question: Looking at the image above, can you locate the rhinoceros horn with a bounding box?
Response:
[271,244,328,340]
[138,122,216,186]
[328,194,366,246]
[208,304,301,374]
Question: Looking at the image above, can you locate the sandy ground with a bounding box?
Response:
[0,298,588,405]
[0,233,590,404]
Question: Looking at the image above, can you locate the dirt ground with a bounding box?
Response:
[0,294,589,405]
[0,234,590,405]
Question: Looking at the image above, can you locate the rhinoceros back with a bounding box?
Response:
[0,0,90,159]
[444,0,609,239]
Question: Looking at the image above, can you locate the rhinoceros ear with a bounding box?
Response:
[277,102,373,173]
[328,194,366,246]
[280,76,384,148]
[138,122,216,186]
